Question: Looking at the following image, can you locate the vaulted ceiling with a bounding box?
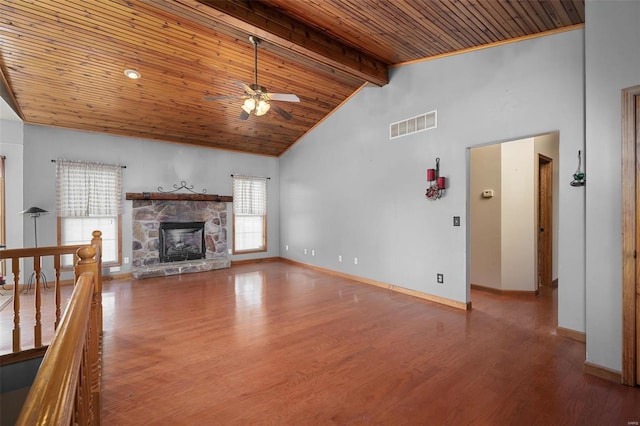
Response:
[0,0,584,157]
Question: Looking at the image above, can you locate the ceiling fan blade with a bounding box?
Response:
[271,104,293,120]
[267,93,300,102]
[239,110,250,120]
[204,95,243,101]
[234,81,256,96]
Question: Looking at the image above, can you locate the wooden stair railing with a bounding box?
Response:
[15,244,102,425]
[0,230,103,358]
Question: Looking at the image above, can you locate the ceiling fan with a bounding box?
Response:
[206,36,300,120]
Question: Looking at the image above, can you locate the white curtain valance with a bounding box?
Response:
[56,159,123,217]
[232,175,267,216]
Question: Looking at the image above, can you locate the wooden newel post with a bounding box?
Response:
[91,230,103,334]
[90,230,103,293]
[74,246,97,283]
[74,245,102,425]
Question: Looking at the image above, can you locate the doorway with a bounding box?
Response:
[468,133,558,296]
[621,84,640,386]
[538,155,553,289]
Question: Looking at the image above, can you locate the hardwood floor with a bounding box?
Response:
[86,262,640,423]
[2,261,639,423]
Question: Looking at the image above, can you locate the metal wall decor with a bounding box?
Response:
[158,181,208,195]
[570,150,585,187]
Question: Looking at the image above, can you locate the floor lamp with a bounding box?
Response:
[20,206,49,292]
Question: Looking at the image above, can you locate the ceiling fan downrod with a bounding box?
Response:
[250,35,260,89]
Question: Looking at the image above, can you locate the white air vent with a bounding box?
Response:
[389,110,437,139]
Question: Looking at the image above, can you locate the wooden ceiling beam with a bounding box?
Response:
[0,68,24,120]
[179,0,389,87]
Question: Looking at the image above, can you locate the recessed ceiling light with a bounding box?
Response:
[124,69,141,79]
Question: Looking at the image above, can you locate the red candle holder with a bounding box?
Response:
[425,157,446,200]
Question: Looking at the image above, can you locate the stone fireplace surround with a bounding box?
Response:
[131,199,231,279]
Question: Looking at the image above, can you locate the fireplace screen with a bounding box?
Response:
[159,222,206,263]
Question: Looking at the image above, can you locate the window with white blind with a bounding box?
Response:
[56,159,123,267]
[232,175,267,253]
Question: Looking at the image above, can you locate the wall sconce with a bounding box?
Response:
[570,150,585,187]
[425,157,446,200]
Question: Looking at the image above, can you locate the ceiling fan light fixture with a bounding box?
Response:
[255,100,271,116]
[208,35,299,121]
[242,97,256,113]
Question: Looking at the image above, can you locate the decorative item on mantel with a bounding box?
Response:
[158,180,207,195]
[570,150,586,187]
[425,158,447,200]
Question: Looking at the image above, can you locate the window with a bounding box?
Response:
[232,175,267,253]
[56,159,122,267]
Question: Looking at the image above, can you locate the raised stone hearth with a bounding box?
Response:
[131,198,231,279]
[132,258,230,279]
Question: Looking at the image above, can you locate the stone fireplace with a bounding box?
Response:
[130,199,231,279]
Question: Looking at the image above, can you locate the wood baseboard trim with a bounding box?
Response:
[470,284,502,295]
[280,257,471,311]
[583,361,622,384]
[231,257,281,266]
[471,283,538,297]
[557,327,586,343]
[389,284,472,310]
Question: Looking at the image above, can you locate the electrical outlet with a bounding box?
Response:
[124,257,130,264]
[228,248,232,255]
[354,257,358,265]
[285,245,289,251]
[338,255,342,262]
[311,250,315,256]
[453,216,460,227]
[304,249,307,255]
[437,273,444,283]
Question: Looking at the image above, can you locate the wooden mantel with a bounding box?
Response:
[125,192,232,202]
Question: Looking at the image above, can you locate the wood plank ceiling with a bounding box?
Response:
[0,0,584,157]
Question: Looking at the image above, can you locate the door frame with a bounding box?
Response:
[621,84,640,386]
[538,154,553,289]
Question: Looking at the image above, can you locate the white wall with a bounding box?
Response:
[585,0,640,372]
[21,124,280,276]
[469,144,501,289]
[280,29,585,328]
[501,138,536,292]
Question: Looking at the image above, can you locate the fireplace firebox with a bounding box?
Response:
[159,222,206,263]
